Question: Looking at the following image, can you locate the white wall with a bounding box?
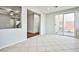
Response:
[34,14,40,33]
[27,14,40,33]
[40,14,46,35]
[0,6,27,49]
[27,14,34,33]
[46,14,55,34]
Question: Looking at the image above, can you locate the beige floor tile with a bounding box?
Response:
[0,35,79,52]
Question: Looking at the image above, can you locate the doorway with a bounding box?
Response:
[55,14,63,35]
[55,13,75,36]
[27,9,40,38]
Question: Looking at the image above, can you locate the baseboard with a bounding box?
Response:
[0,39,26,50]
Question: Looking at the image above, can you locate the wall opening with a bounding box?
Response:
[27,9,41,38]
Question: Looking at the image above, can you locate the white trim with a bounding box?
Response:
[0,39,26,50]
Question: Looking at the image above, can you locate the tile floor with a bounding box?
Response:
[0,35,79,52]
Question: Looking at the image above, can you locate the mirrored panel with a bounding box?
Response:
[0,6,21,29]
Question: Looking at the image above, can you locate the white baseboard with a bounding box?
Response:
[0,39,26,50]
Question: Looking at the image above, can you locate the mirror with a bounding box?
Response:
[0,6,21,29]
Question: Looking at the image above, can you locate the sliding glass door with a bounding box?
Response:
[64,13,75,36]
[55,13,75,36]
[55,14,63,35]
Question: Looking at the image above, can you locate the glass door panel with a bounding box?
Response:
[64,13,75,36]
[55,14,63,35]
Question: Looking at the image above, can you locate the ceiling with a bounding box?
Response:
[27,6,77,14]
